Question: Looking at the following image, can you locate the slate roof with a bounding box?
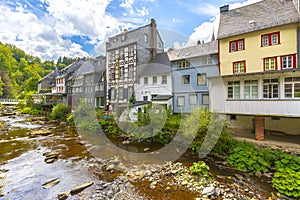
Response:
[168,40,218,61]
[137,53,171,77]
[38,68,58,83]
[151,95,172,101]
[218,0,300,39]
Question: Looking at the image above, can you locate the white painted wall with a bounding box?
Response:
[135,73,172,101]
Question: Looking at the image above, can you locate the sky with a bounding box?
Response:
[0,0,262,61]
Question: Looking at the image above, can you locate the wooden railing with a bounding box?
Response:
[0,99,21,105]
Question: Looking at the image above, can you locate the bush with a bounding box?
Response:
[50,103,70,120]
[66,113,74,125]
[227,142,270,172]
[189,161,210,176]
[272,154,300,198]
[21,107,41,115]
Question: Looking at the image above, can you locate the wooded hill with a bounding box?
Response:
[0,42,85,99]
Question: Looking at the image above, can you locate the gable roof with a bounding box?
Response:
[137,53,171,76]
[218,0,300,39]
[167,40,218,61]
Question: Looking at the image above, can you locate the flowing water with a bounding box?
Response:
[0,110,294,200]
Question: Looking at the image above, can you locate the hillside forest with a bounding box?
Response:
[0,42,85,99]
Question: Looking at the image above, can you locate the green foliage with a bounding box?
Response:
[227,142,270,172]
[72,100,100,131]
[66,113,75,125]
[272,154,300,198]
[21,107,41,115]
[50,103,70,120]
[189,161,210,176]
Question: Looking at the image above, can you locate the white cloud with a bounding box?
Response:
[191,3,219,16]
[0,0,127,60]
[136,6,149,16]
[185,0,262,47]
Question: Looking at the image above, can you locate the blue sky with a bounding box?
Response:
[0,0,261,61]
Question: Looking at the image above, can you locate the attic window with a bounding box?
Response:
[177,60,190,69]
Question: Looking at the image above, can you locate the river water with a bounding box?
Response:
[0,111,293,200]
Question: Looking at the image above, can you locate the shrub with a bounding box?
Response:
[66,113,74,125]
[21,107,41,115]
[227,142,270,172]
[272,154,300,198]
[189,161,210,176]
[50,103,70,120]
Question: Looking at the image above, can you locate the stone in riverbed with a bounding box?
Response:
[202,186,215,196]
[43,151,60,163]
[29,129,52,137]
[58,192,69,200]
[150,181,157,189]
[70,181,94,195]
[42,178,60,189]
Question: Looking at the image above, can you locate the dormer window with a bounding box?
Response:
[177,60,190,69]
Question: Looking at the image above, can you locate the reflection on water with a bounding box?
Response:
[0,113,287,200]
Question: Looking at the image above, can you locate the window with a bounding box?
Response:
[143,96,148,101]
[119,67,124,79]
[153,76,157,84]
[189,94,197,105]
[263,78,279,98]
[281,54,296,69]
[128,65,134,77]
[227,81,240,99]
[197,74,206,85]
[161,75,167,84]
[182,75,190,86]
[111,88,115,100]
[129,46,134,57]
[178,60,190,69]
[284,77,300,98]
[119,88,124,100]
[202,94,209,105]
[144,77,148,85]
[177,96,185,107]
[229,39,244,52]
[121,34,126,41]
[144,33,148,43]
[244,80,258,99]
[233,61,246,74]
[119,49,124,59]
[261,32,280,47]
[203,57,212,65]
[264,57,277,71]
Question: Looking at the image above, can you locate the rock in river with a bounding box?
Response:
[42,178,60,189]
[29,129,52,137]
[70,181,94,195]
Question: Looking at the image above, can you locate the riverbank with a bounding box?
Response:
[0,111,298,199]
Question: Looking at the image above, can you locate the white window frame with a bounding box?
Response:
[284,77,300,98]
[227,81,240,99]
[263,78,279,99]
[189,94,197,105]
[244,80,258,99]
[177,96,185,107]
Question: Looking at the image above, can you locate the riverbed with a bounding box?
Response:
[0,110,294,200]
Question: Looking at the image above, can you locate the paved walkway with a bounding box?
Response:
[229,128,300,155]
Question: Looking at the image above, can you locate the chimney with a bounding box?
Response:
[150,19,157,59]
[220,5,229,13]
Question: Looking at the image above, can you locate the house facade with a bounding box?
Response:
[210,0,300,140]
[106,19,164,111]
[168,40,219,113]
[135,52,172,110]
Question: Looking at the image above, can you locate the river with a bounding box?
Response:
[0,109,294,200]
